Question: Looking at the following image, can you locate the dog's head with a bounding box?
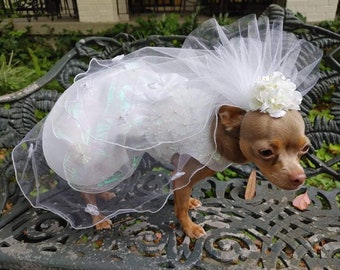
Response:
[218,106,310,190]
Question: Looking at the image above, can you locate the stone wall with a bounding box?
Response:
[76,0,121,23]
[286,0,338,22]
[75,0,339,23]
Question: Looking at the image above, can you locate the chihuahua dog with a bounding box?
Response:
[171,105,310,238]
[83,105,310,238]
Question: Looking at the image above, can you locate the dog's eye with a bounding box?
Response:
[259,149,273,158]
[301,144,310,154]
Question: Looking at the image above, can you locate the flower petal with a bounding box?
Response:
[249,72,300,118]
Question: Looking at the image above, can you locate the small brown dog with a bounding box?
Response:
[84,105,310,238]
[171,105,310,238]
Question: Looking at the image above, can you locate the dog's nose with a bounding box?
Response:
[289,172,306,186]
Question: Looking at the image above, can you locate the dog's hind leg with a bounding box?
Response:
[82,193,113,230]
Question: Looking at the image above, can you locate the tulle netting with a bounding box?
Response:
[12,15,322,229]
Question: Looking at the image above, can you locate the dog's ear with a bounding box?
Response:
[218,105,246,131]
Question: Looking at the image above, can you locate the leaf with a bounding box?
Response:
[28,47,42,76]
[292,192,311,210]
[329,143,340,155]
[2,201,13,214]
[77,234,88,244]
[93,239,103,249]
[216,172,224,180]
[245,169,256,200]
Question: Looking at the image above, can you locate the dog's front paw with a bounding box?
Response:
[92,215,113,230]
[188,197,202,209]
[183,220,206,239]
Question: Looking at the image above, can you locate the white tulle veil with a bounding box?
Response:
[12,15,322,229]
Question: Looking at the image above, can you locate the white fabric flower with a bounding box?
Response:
[249,72,302,118]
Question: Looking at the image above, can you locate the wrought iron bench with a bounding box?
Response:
[0,4,339,269]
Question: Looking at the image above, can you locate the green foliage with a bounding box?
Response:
[53,29,86,56]
[306,174,340,190]
[0,43,51,95]
[179,6,200,34]
[216,168,240,181]
[77,234,89,244]
[308,108,335,123]
[132,12,197,38]
[305,142,340,190]
[308,84,336,124]
[0,22,72,95]
[317,20,340,33]
[154,13,182,35]
[134,15,166,37]
[319,59,333,72]
[0,22,28,60]
[0,23,58,68]
[45,79,65,92]
[213,13,235,26]
[204,189,215,198]
[28,47,44,77]
[34,109,48,121]
[0,51,35,95]
[295,12,307,23]
[100,22,132,37]
[102,7,200,38]
[315,142,340,169]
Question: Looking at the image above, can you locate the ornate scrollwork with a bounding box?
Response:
[0,177,338,269]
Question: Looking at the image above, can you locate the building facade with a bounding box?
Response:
[75,0,339,23]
